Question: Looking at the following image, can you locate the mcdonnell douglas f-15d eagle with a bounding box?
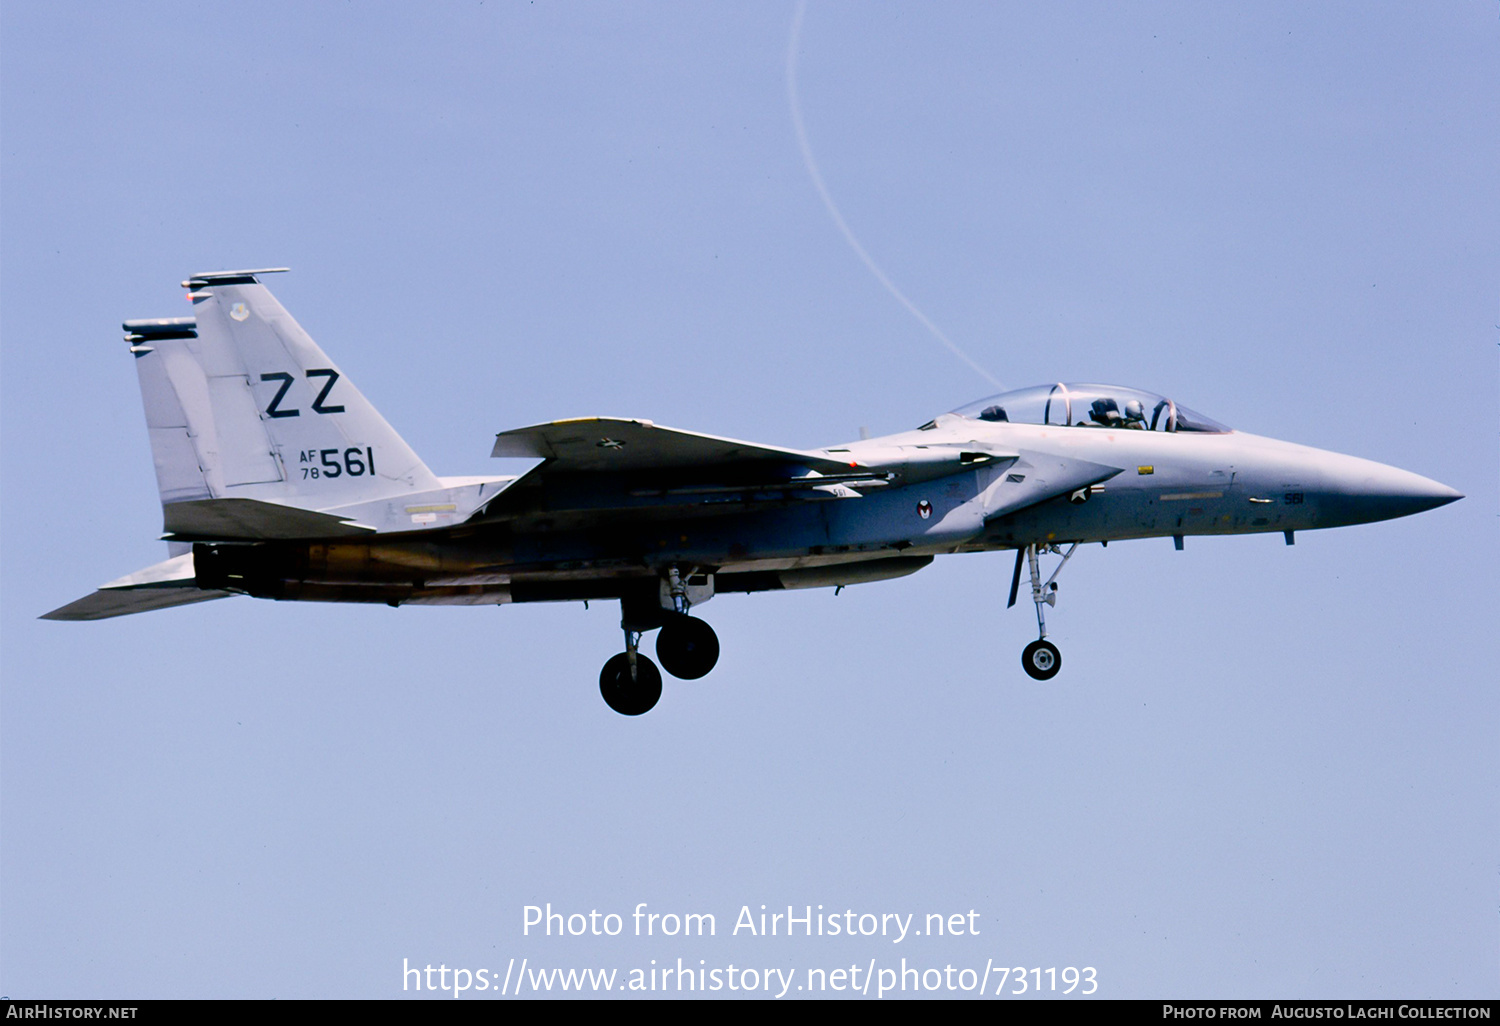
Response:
[44,269,1462,714]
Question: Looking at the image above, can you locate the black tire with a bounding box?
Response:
[655,616,720,680]
[1021,639,1061,681]
[599,652,663,715]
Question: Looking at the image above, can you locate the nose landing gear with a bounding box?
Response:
[1021,638,1061,680]
[1009,542,1077,681]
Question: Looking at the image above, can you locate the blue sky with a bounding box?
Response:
[2,1,1496,999]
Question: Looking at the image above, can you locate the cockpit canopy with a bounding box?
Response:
[950,383,1229,433]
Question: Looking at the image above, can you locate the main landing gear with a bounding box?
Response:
[599,643,662,716]
[599,567,721,715]
[1008,542,1078,681]
[656,615,719,680]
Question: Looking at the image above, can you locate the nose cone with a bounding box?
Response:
[1318,456,1462,528]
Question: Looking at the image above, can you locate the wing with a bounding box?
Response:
[491,417,861,474]
[482,417,893,526]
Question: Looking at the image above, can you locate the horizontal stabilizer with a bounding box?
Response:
[41,587,231,621]
[41,553,232,621]
[163,497,377,540]
[492,418,858,475]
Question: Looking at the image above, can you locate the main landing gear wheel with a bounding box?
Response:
[599,653,663,715]
[655,616,720,680]
[1021,639,1061,681]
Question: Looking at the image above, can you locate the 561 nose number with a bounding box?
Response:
[300,447,375,479]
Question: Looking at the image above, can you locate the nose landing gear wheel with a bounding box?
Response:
[655,616,720,680]
[600,653,663,715]
[1021,639,1061,681]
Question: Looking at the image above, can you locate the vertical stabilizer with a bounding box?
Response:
[127,269,441,523]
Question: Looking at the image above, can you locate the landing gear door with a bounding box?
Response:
[659,572,713,611]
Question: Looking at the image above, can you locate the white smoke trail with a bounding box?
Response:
[786,0,1004,391]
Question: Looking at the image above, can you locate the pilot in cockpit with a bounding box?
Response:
[1087,398,1122,427]
[1083,396,1149,429]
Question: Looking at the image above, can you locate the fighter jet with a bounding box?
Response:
[44,269,1462,714]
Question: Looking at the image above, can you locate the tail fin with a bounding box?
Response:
[128,268,441,525]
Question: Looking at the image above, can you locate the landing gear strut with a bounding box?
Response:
[1009,542,1077,681]
[598,566,720,714]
